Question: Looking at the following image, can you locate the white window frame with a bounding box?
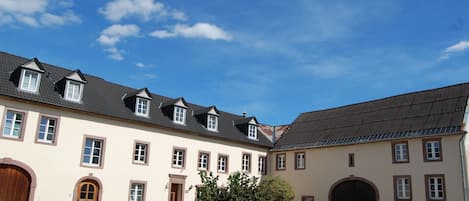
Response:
[242,153,251,172]
[218,155,228,173]
[277,154,286,170]
[198,152,210,170]
[258,156,266,174]
[82,137,104,167]
[133,143,148,164]
[394,142,409,162]
[129,183,145,201]
[37,116,57,144]
[2,110,25,139]
[135,98,150,117]
[172,148,185,168]
[395,176,411,200]
[19,69,41,92]
[425,140,441,161]
[207,115,218,131]
[173,106,186,124]
[296,152,305,169]
[65,80,84,102]
[427,175,445,200]
[248,124,257,140]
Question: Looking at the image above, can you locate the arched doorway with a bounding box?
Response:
[329,177,379,201]
[73,176,102,201]
[0,164,32,201]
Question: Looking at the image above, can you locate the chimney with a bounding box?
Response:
[242,112,247,117]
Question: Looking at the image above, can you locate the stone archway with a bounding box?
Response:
[329,177,379,201]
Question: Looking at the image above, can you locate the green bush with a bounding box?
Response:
[196,171,294,201]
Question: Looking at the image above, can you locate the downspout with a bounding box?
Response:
[272,125,276,145]
[460,134,468,201]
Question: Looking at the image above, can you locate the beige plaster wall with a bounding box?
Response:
[270,135,465,201]
[0,98,268,201]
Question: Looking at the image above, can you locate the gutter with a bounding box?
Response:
[460,134,468,201]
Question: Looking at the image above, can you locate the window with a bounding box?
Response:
[302,196,314,201]
[198,151,210,171]
[425,174,445,200]
[173,106,186,124]
[276,153,286,170]
[217,154,228,173]
[242,153,251,173]
[65,80,83,102]
[36,115,58,144]
[348,153,355,167]
[248,124,257,139]
[135,98,150,116]
[20,69,40,92]
[172,148,186,168]
[295,152,306,170]
[82,137,105,167]
[258,156,267,175]
[2,109,25,139]
[133,142,148,165]
[423,138,442,162]
[392,141,409,163]
[129,182,146,201]
[207,115,218,131]
[394,175,412,201]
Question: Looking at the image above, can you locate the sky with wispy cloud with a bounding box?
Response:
[1,0,468,125]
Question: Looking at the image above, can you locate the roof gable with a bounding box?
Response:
[20,58,45,73]
[65,70,87,83]
[135,88,152,100]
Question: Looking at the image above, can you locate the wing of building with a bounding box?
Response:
[0,52,272,201]
[271,83,469,201]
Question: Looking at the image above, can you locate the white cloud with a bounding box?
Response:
[105,47,124,61]
[97,24,140,46]
[136,62,145,68]
[99,0,185,22]
[97,24,140,60]
[301,62,350,79]
[40,10,80,26]
[143,73,156,79]
[149,23,232,41]
[440,40,469,60]
[0,0,80,27]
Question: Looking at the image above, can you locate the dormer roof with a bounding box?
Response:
[234,116,259,125]
[65,69,87,83]
[19,58,45,73]
[194,106,220,116]
[161,97,188,108]
[127,88,153,100]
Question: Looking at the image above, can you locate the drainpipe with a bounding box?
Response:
[272,125,276,145]
[460,134,468,201]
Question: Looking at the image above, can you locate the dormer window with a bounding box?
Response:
[136,98,150,116]
[65,80,83,102]
[174,106,186,124]
[20,69,41,92]
[207,115,218,131]
[248,124,257,139]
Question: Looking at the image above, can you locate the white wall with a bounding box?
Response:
[0,98,268,201]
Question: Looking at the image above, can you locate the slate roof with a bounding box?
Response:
[0,51,272,148]
[274,83,469,150]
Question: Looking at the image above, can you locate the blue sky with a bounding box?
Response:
[1,0,469,125]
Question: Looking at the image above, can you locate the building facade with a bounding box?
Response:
[271,83,469,201]
[0,52,271,201]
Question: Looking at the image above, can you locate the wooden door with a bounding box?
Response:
[170,183,179,201]
[77,181,99,201]
[0,164,31,201]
